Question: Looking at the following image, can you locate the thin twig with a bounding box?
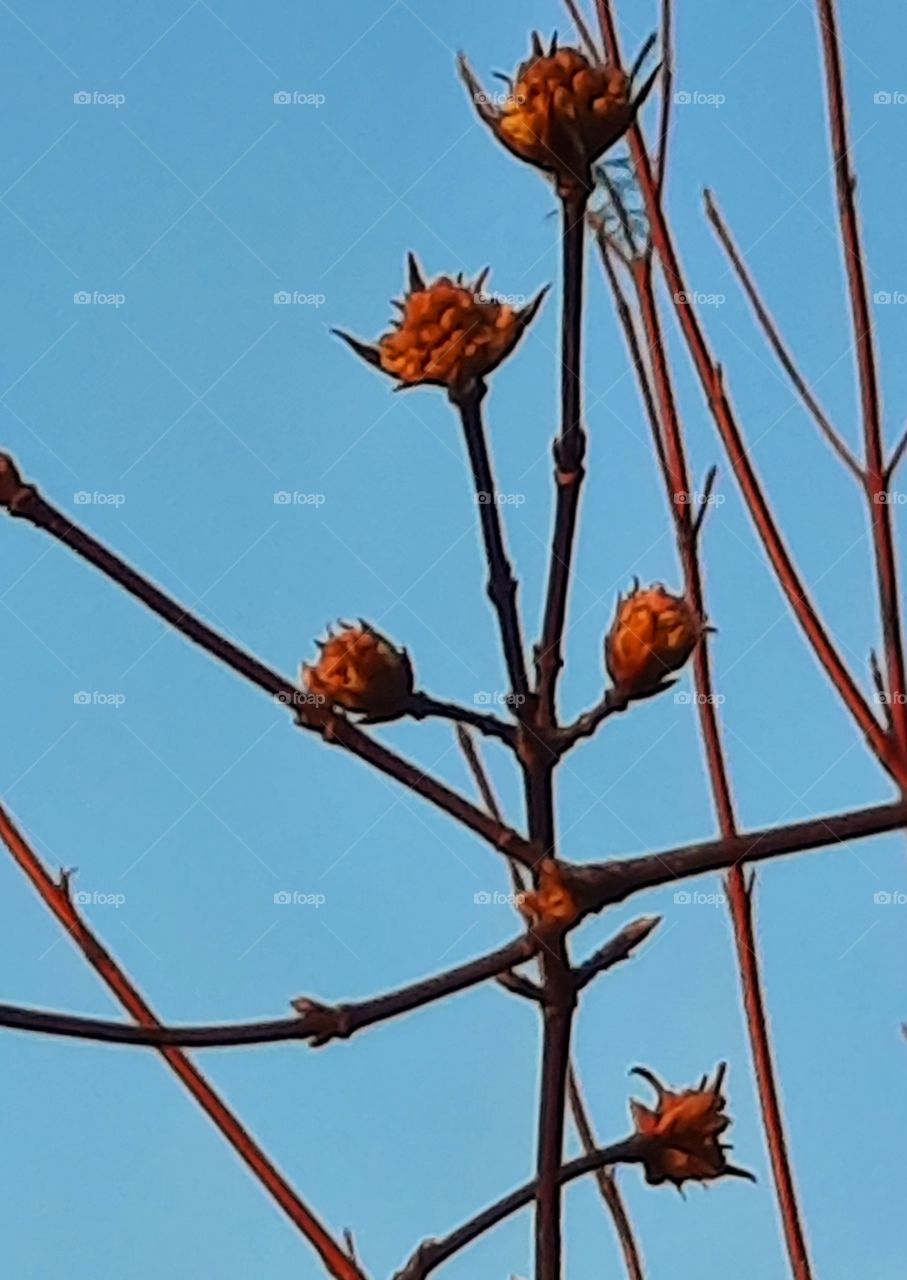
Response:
[537,189,589,727]
[563,0,601,61]
[456,726,527,896]
[0,934,537,1050]
[655,0,674,199]
[393,1137,648,1280]
[567,1069,645,1280]
[814,0,907,755]
[405,691,515,746]
[573,915,661,990]
[452,382,531,707]
[703,189,862,481]
[0,456,535,868]
[887,421,907,480]
[0,802,365,1280]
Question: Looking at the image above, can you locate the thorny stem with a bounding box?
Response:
[590,2,907,796]
[453,382,531,708]
[0,934,538,1050]
[814,0,907,757]
[567,1068,645,1280]
[0,803,365,1280]
[0,457,534,869]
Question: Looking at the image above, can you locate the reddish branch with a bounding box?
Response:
[0,802,365,1280]
[814,0,907,753]
[0,455,534,868]
[703,191,861,480]
[593,219,814,1280]
[591,0,907,800]
[0,933,537,1050]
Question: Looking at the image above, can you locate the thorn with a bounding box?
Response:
[407,251,426,292]
[531,31,545,57]
[332,329,383,370]
[630,31,658,82]
[549,30,558,56]
[629,1065,665,1097]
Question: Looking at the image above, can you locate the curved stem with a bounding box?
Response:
[394,1137,647,1280]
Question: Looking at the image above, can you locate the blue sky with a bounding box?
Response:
[0,1,905,1277]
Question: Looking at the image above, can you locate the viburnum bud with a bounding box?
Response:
[605,582,702,696]
[459,33,656,191]
[302,622,414,721]
[630,1063,754,1189]
[335,255,545,395]
[518,858,580,935]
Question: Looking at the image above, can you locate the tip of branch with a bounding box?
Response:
[0,452,24,507]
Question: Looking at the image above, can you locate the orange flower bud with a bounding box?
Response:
[460,33,653,189]
[518,858,580,934]
[335,256,545,394]
[630,1064,754,1189]
[302,622,414,721]
[605,583,702,695]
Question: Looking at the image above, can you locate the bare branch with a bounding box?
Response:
[703,189,862,481]
[405,691,516,746]
[0,934,537,1050]
[452,382,531,707]
[562,0,601,61]
[0,456,534,868]
[393,1137,648,1280]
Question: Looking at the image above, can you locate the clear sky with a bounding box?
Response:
[0,1,904,1277]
